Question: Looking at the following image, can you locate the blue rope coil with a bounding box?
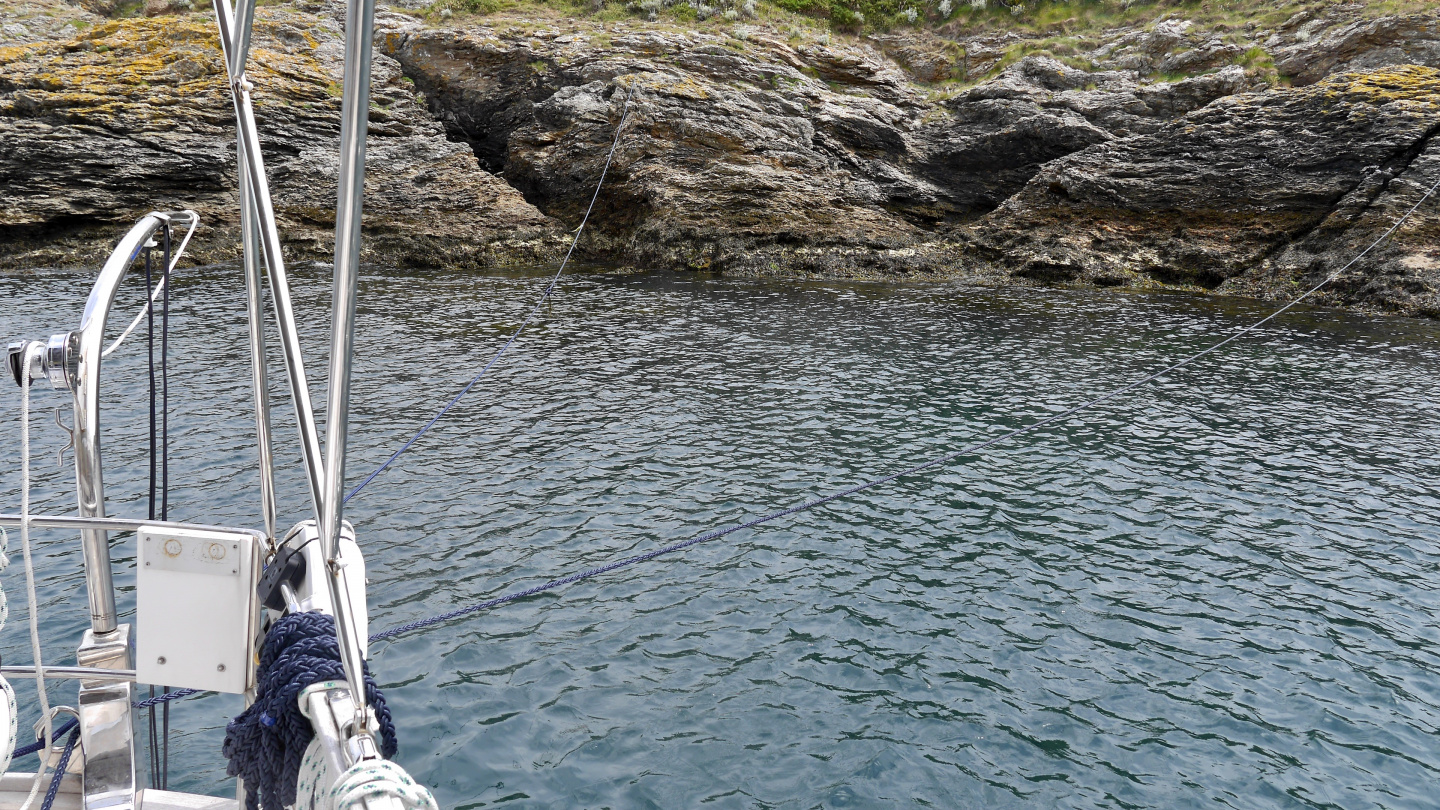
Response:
[223,612,397,810]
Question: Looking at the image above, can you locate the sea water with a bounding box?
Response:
[3,265,1439,808]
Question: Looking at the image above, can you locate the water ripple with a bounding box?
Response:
[3,267,1440,808]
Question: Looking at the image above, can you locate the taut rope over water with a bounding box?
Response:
[367,168,1440,644]
[344,82,639,506]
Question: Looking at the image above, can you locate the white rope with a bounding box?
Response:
[293,741,330,810]
[101,277,167,360]
[329,760,437,810]
[102,213,199,360]
[16,767,46,810]
[14,710,75,810]
[17,344,52,749]
[0,528,16,774]
[15,347,53,809]
[15,747,50,810]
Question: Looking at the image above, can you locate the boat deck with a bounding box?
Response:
[0,775,236,810]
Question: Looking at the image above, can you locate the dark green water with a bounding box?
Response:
[4,265,1440,808]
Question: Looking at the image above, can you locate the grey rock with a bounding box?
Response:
[0,6,562,270]
[965,65,1440,314]
[1274,11,1440,86]
[6,5,1440,317]
[387,23,948,276]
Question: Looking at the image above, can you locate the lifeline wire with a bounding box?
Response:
[145,242,162,791]
[160,222,173,792]
[343,83,638,506]
[368,168,1440,645]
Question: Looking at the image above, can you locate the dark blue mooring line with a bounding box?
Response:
[39,724,80,810]
[342,83,638,507]
[11,718,78,759]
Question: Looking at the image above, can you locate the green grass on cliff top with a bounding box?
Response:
[418,0,1434,86]
[423,0,1432,38]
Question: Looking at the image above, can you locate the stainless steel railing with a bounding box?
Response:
[75,212,195,635]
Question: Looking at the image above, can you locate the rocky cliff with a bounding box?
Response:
[0,0,561,269]
[2,0,1439,315]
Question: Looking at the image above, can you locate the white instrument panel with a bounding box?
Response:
[136,525,260,694]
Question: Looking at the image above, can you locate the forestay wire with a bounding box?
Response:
[366,168,1440,645]
[342,82,639,506]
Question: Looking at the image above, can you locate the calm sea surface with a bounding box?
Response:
[3,264,1440,809]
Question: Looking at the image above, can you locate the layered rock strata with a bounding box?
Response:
[964,65,1440,313]
[2,3,1440,316]
[0,5,561,270]
[381,21,1260,277]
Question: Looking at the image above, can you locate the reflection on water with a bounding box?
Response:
[3,264,1440,808]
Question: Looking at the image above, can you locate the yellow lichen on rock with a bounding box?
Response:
[1320,64,1440,105]
[0,5,561,270]
[0,10,359,128]
[637,72,709,100]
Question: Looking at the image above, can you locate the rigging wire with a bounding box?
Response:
[141,226,176,791]
[145,243,162,790]
[16,344,52,745]
[342,83,639,507]
[367,167,1440,645]
[16,343,55,810]
[160,222,173,792]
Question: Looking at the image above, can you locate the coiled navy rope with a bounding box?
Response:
[223,612,396,810]
[366,168,1440,645]
[343,82,638,507]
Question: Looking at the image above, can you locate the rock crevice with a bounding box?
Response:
[3,3,1440,315]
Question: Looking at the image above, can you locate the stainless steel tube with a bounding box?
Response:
[231,0,257,75]
[319,0,378,733]
[0,666,136,682]
[232,0,273,541]
[212,0,326,518]
[0,513,266,540]
[73,213,184,635]
[240,147,279,541]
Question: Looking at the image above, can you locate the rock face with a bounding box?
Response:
[381,22,1258,277]
[965,66,1440,306]
[384,20,950,276]
[1231,111,1440,316]
[3,2,1440,316]
[0,5,561,270]
[0,0,101,46]
[903,58,1249,221]
[1274,13,1440,87]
